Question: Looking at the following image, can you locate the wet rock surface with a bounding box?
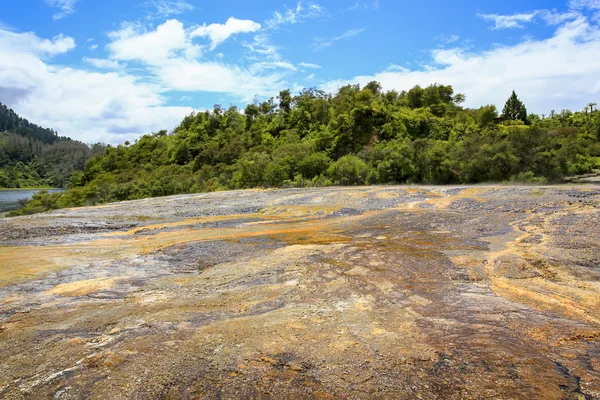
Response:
[0,185,599,399]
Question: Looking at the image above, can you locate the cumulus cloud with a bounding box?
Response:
[45,0,79,20]
[156,59,286,102]
[0,28,192,143]
[0,29,75,56]
[104,19,292,101]
[321,15,600,114]
[108,19,201,64]
[191,17,261,50]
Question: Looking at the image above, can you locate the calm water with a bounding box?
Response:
[0,189,65,212]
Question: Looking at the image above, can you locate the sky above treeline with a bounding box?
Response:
[1,0,600,144]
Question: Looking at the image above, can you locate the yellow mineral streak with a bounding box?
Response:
[45,277,125,297]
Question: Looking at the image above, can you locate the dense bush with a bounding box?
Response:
[9,83,600,216]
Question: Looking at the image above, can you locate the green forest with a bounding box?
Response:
[0,102,105,189]
[7,83,600,216]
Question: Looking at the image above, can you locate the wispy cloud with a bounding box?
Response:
[479,11,540,29]
[265,1,325,29]
[44,0,79,20]
[313,28,365,51]
[436,34,460,44]
[570,0,600,10]
[479,8,582,30]
[299,62,321,69]
[243,33,281,60]
[346,1,380,12]
[145,0,194,18]
[249,61,297,73]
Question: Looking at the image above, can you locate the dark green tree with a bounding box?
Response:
[502,90,527,122]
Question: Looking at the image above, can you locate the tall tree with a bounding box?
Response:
[278,89,292,114]
[501,90,527,122]
[453,93,466,106]
[588,102,597,113]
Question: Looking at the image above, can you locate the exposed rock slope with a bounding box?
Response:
[0,186,599,399]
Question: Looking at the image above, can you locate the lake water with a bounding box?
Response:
[0,189,65,212]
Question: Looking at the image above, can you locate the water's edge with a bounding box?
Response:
[0,188,65,213]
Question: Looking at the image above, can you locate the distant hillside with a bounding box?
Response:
[0,102,60,144]
[0,102,105,188]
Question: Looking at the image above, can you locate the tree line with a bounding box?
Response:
[9,82,600,216]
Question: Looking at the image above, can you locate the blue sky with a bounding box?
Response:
[1,0,599,143]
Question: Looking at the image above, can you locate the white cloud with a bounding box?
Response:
[243,34,281,59]
[83,57,126,69]
[108,19,201,64]
[335,28,366,40]
[0,28,192,144]
[436,34,460,44]
[0,29,75,56]
[104,19,290,101]
[306,73,315,80]
[299,62,321,69]
[570,0,600,21]
[266,2,325,29]
[346,1,380,12]
[321,16,600,114]
[479,11,541,29]
[570,0,600,10]
[250,61,297,73]
[313,28,365,50]
[191,17,261,51]
[147,0,194,18]
[480,8,581,29]
[45,0,79,20]
[156,59,286,102]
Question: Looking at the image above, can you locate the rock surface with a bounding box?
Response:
[0,185,599,399]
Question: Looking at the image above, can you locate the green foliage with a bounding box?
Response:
[0,104,105,189]
[502,90,527,122]
[8,83,600,216]
[327,155,371,185]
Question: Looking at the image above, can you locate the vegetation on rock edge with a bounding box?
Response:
[9,82,600,216]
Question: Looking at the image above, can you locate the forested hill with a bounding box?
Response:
[0,102,59,144]
[9,82,600,216]
[0,102,105,188]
